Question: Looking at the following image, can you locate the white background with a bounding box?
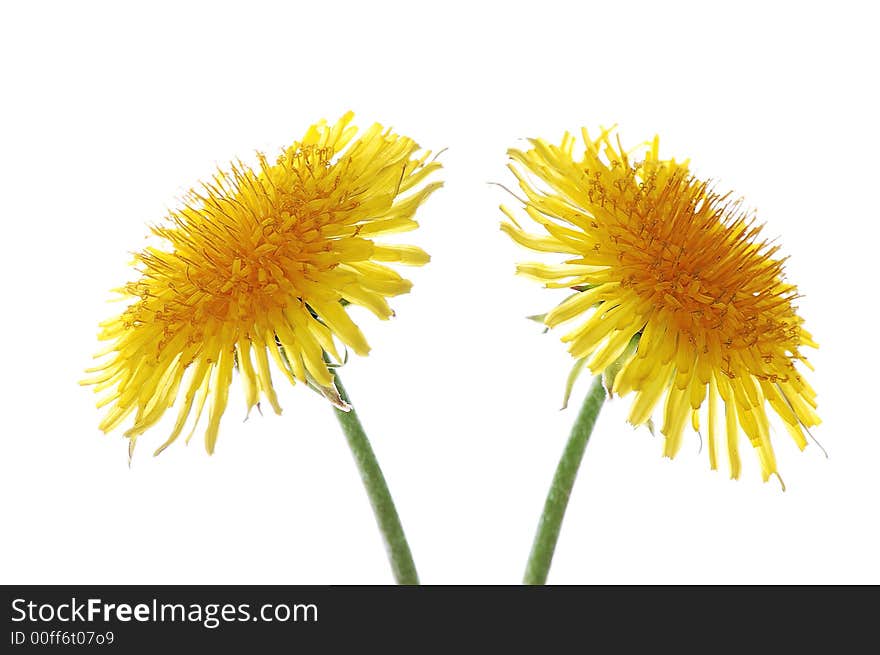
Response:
[1,1,878,584]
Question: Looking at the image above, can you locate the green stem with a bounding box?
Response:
[523,376,606,585]
[331,371,419,585]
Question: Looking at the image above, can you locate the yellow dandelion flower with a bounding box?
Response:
[502,128,819,484]
[83,112,442,456]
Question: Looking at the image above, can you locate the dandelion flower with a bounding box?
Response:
[83,112,442,457]
[502,128,819,484]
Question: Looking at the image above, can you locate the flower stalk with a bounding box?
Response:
[331,370,419,585]
[524,376,606,585]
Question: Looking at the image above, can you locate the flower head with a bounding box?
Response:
[502,128,819,484]
[83,112,442,456]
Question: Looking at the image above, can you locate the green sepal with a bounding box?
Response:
[526,313,550,334]
[561,357,588,410]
